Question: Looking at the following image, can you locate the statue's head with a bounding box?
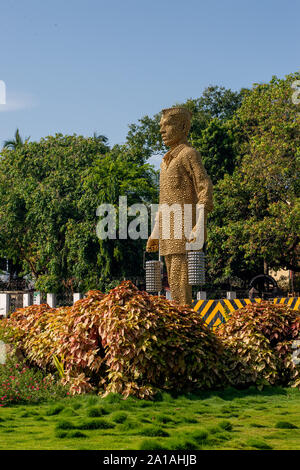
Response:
[160,107,192,147]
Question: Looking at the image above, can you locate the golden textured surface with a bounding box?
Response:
[146,107,213,306]
[165,253,192,306]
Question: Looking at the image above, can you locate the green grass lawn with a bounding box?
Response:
[0,387,300,450]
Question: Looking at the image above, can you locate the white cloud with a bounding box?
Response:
[0,91,37,112]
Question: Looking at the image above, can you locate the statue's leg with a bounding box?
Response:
[164,254,192,306]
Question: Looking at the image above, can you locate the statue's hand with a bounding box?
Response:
[146,237,159,253]
[186,225,205,251]
[187,226,197,243]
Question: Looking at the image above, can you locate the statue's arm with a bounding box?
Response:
[184,149,213,211]
[183,149,213,245]
[146,208,159,252]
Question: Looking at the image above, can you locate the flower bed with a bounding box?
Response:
[0,283,299,399]
[0,356,68,406]
[0,281,223,398]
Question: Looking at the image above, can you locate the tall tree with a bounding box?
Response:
[68,144,158,291]
[3,128,29,150]
[190,118,239,184]
[0,133,158,293]
[207,72,300,287]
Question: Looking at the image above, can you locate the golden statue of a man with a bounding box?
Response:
[146,107,213,306]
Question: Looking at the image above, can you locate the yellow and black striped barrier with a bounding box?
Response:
[192,297,300,330]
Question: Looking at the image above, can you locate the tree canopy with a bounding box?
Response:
[0,134,157,292]
[3,128,30,150]
[207,72,300,287]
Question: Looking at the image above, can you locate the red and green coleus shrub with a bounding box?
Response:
[216,302,300,389]
[97,281,224,398]
[2,284,299,398]
[0,281,223,398]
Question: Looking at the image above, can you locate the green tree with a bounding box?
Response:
[195,85,246,121]
[3,128,29,150]
[69,145,158,291]
[0,134,157,293]
[207,72,300,287]
[191,118,239,184]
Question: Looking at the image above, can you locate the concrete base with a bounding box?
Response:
[47,293,56,308]
[73,293,83,304]
[0,294,10,317]
[23,293,32,308]
[197,291,207,300]
[0,340,6,364]
[165,290,172,300]
[226,291,237,300]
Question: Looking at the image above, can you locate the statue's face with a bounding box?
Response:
[160,113,187,147]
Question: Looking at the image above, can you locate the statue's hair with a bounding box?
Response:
[161,107,192,135]
[162,107,192,121]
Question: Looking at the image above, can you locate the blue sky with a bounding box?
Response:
[0,0,299,151]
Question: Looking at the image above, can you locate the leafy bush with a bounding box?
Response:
[0,292,105,395]
[1,284,299,400]
[217,302,300,389]
[97,281,223,398]
[0,281,223,398]
[0,356,68,406]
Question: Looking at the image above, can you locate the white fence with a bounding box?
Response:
[0,291,84,317]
